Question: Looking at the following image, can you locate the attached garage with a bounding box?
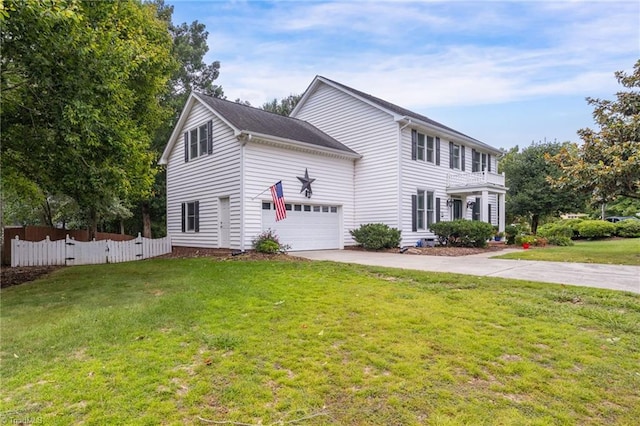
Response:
[262,202,341,251]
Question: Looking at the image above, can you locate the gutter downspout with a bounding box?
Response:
[397,117,412,238]
[239,134,251,251]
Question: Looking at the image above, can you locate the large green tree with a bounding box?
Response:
[1,0,176,238]
[549,60,640,208]
[262,94,302,116]
[131,0,224,237]
[500,142,588,233]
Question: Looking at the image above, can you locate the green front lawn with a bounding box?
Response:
[2,259,639,425]
[493,238,640,265]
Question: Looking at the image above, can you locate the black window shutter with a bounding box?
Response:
[461,145,466,171]
[435,137,440,165]
[181,203,186,232]
[488,203,492,224]
[184,132,189,162]
[471,148,477,171]
[194,201,200,232]
[207,120,213,155]
[488,154,492,172]
[411,129,417,160]
[449,141,454,169]
[411,194,417,232]
[435,197,441,223]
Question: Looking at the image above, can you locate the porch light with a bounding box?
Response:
[446,199,454,207]
[466,201,475,208]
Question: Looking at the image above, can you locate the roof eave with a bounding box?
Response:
[239,131,361,160]
[395,116,502,155]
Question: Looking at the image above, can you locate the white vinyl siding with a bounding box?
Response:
[293,83,399,228]
[243,142,355,249]
[166,101,242,248]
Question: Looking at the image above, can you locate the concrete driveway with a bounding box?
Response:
[296,249,640,294]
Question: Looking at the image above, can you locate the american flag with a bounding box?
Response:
[270,181,287,221]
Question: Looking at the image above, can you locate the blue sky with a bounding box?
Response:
[169,0,639,150]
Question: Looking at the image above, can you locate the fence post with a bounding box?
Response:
[11,236,19,267]
[136,232,143,260]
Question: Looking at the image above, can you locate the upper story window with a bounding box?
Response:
[184,120,212,162]
[472,149,481,172]
[449,142,466,170]
[472,149,492,172]
[411,130,438,164]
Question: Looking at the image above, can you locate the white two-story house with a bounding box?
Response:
[159,76,506,251]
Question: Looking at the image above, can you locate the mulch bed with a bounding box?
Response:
[346,242,508,257]
[1,266,62,289]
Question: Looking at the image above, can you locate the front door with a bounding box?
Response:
[453,199,463,220]
[219,197,230,248]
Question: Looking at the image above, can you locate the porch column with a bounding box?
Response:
[498,193,505,232]
[481,190,489,223]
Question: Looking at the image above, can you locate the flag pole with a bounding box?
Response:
[251,181,280,200]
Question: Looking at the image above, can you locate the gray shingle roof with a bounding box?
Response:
[319,76,499,152]
[196,93,358,155]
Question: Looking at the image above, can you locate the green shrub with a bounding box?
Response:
[350,223,402,250]
[537,223,574,239]
[577,220,616,239]
[547,236,575,246]
[429,220,494,248]
[504,225,518,245]
[252,229,289,253]
[562,218,585,238]
[616,219,640,237]
[515,234,536,246]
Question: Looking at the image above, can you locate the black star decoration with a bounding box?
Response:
[297,168,316,198]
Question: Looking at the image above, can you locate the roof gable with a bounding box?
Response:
[159,92,358,164]
[293,76,501,154]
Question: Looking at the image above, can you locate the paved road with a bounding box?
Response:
[296,249,640,294]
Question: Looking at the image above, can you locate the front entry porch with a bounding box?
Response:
[445,174,507,232]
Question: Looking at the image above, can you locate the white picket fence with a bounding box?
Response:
[11,233,171,267]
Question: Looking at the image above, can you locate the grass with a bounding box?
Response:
[493,238,640,265]
[1,258,639,425]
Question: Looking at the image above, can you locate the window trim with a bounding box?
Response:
[182,201,200,232]
[184,120,213,162]
[412,129,436,164]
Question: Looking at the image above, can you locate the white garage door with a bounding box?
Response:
[262,202,340,251]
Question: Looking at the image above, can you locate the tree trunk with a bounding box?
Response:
[601,203,606,220]
[142,201,152,238]
[88,208,98,240]
[531,214,539,234]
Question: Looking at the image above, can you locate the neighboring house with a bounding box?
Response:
[159,76,506,251]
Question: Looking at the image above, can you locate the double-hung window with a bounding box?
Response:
[416,190,425,230]
[181,201,200,232]
[451,143,460,169]
[426,136,434,163]
[472,149,481,172]
[449,142,465,170]
[426,191,434,227]
[184,121,212,162]
[412,130,436,164]
[416,133,425,161]
[413,190,434,231]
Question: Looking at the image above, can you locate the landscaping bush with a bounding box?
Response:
[350,223,401,250]
[577,220,616,239]
[616,219,640,238]
[562,218,584,238]
[252,229,289,253]
[537,222,574,239]
[504,225,518,245]
[429,220,494,248]
[547,236,575,246]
